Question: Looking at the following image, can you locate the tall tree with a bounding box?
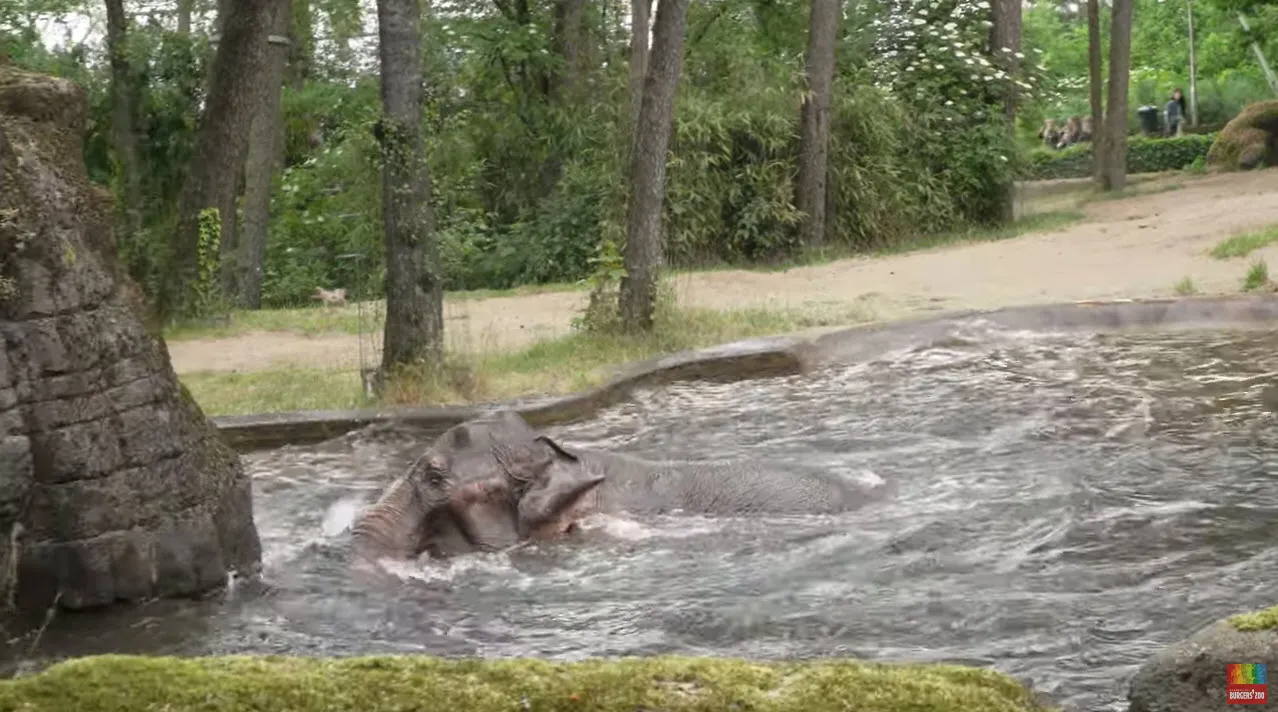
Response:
[375,0,444,373]
[628,0,652,134]
[1087,0,1104,184]
[794,0,841,249]
[104,0,144,238]
[537,0,589,195]
[158,0,276,320]
[1100,0,1134,191]
[618,0,692,332]
[235,0,292,309]
[988,0,1021,223]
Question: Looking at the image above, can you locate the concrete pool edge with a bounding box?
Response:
[0,654,1054,712]
[210,294,1278,452]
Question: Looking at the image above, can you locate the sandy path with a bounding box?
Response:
[168,169,1278,375]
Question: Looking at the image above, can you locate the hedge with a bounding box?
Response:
[1022,133,1217,181]
[0,655,1054,712]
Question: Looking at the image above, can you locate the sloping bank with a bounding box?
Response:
[0,655,1053,711]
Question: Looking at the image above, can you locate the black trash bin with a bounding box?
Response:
[1137,105,1160,135]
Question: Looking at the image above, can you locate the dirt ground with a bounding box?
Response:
[168,169,1278,375]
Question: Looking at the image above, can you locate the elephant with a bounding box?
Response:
[350,410,880,563]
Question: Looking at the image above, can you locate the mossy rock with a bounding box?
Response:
[1206,100,1278,171]
[1231,603,1278,632]
[1128,606,1278,712]
[0,654,1054,711]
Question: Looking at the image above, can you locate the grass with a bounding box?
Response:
[164,211,1082,343]
[181,302,876,417]
[1172,276,1198,296]
[1232,604,1278,632]
[1243,259,1271,292]
[0,654,1053,712]
[1210,225,1278,260]
[165,281,584,341]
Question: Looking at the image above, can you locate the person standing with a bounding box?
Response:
[1165,88,1187,137]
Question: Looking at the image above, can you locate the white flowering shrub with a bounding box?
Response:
[868,0,1051,222]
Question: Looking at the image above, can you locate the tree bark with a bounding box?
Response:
[618,0,691,332]
[988,0,1021,223]
[795,0,840,250]
[103,0,144,238]
[376,0,444,372]
[1101,0,1134,191]
[1087,0,1104,184]
[549,0,586,101]
[177,0,194,33]
[627,0,651,135]
[537,0,588,197]
[289,0,314,88]
[236,0,291,309]
[158,0,275,321]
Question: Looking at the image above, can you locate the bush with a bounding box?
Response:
[1022,133,1217,180]
[0,655,1052,712]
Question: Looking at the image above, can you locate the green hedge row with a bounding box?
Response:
[1022,133,1217,180]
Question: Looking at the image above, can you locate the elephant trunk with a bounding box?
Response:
[350,475,431,563]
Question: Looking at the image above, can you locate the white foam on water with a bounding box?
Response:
[321,497,366,537]
[575,513,658,540]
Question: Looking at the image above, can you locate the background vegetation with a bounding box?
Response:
[2,0,1275,308]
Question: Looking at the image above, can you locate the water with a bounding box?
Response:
[7,323,1278,711]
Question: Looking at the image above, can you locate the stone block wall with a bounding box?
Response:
[0,64,261,612]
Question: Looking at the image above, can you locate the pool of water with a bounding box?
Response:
[6,321,1278,711]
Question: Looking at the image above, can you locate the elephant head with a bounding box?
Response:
[388,410,607,559]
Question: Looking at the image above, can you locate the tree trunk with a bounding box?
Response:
[537,0,588,196]
[158,0,275,321]
[988,0,1021,223]
[794,0,840,250]
[627,0,651,135]
[289,0,314,88]
[1100,0,1134,191]
[177,0,194,34]
[103,0,144,238]
[235,0,291,309]
[549,0,586,101]
[376,0,444,372]
[1185,0,1199,127]
[618,0,691,333]
[1087,0,1104,184]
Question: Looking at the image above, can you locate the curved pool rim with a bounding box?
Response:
[210,294,1278,452]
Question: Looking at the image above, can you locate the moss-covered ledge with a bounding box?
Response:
[1128,603,1278,712]
[0,654,1052,712]
[1230,603,1278,632]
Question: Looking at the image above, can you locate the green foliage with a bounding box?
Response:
[192,208,228,320]
[1018,0,1277,140]
[12,0,1273,315]
[869,0,1041,223]
[1243,259,1270,291]
[1022,133,1218,180]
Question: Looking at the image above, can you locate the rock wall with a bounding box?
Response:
[0,64,261,611]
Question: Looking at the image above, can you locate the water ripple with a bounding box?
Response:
[5,326,1278,711]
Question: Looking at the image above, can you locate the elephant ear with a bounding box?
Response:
[507,437,604,537]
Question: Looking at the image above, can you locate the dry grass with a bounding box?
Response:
[181,302,874,416]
